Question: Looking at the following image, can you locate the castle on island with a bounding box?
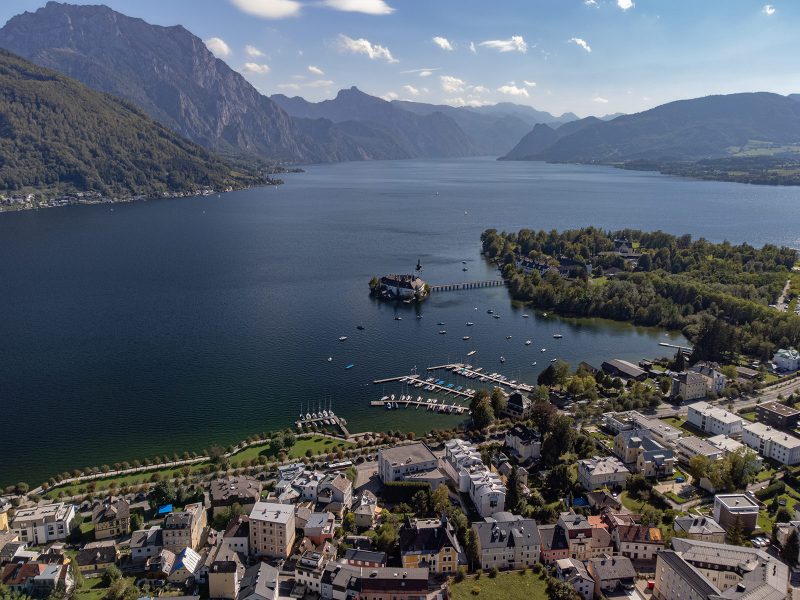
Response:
[370,260,429,301]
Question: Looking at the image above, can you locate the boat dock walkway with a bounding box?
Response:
[659,342,693,352]
[295,413,350,437]
[370,396,469,414]
[428,363,535,393]
[429,280,506,293]
[372,373,474,398]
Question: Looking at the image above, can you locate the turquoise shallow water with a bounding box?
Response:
[2,157,799,486]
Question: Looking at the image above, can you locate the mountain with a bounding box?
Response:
[467,102,578,126]
[600,112,626,121]
[503,93,800,163]
[0,48,264,202]
[0,1,349,164]
[272,88,477,158]
[501,117,602,160]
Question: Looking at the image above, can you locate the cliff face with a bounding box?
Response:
[0,2,325,162]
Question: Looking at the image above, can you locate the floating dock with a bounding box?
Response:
[427,363,535,393]
[370,396,469,414]
[372,373,475,398]
[428,279,506,293]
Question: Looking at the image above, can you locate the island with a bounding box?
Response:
[369,273,430,302]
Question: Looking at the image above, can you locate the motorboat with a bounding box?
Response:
[463,336,470,340]
[487,309,494,314]
[394,316,402,320]
[525,340,532,346]
[345,364,354,369]
[506,335,512,340]
[437,321,445,326]
[466,322,474,326]
[439,330,447,334]
[550,358,557,363]
[493,314,500,319]
[500,356,506,363]
[541,348,547,352]
[338,336,347,341]
[522,314,529,318]
[467,350,477,356]
[357,325,365,330]
[553,334,563,339]
[327,357,332,361]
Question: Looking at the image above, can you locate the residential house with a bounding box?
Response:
[358,567,428,600]
[222,515,249,556]
[557,513,613,561]
[209,477,263,517]
[585,491,622,512]
[0,500,11,532]
[756,401,800,430]
[207,546,245,600]
[671,372,709,402]
[239,562,279,600]
[586,556,636,597]
[91,497,130,540]
[167,547,202,584]
[538,524,570,565]
[555,558,595,600]
[472,512,540,571]
[613,429,674,479]
[443,439,506,517]
[773,348,800,372]
[163,503,207,552]
[675,436,724,465]
[378,442,438,483]
[398,517,462,574]
[74,541,118,577]
[602,411,682,447]
[504,424,541,462]
[146,549,176,580]
[10,503,76,545]
[577,456,629,491]
[130,526,163,563]
[248,502,295,559]
[342,549,387,568]
[672,517,726,544]
[689,362,727,395]
[303,512,335,545]
[352,491,378,530]
[742,421,800,465]
[712,494,759,533]
[295,551,330,596]
[503,391,533,420]
[317,473,353,510]
[686,402,743,437]
[611,524,663,561]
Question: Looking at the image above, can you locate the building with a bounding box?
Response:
[556,513,614,562]
[712,494,759,533]
[131,526,163,563]
[577,456,629,491]
[756,401,800,430]
[504,424,541,462]
[601,359,647,381]
[613,429,675,479]
[239,562,279,600]
[671,372,709,401]
[222,515,249,556]
[342,549,387,568]
[75,541,118,577]
[538,524,570,564]
[295,550,330,596]
[91,497,130,540]
[378,275,426,301]
[167,547,202,584]
[555,558,595,600]
[675,436,724,464]
[443,439,505,517]
[10,503,76,545]
[504,391,533,419]
[471,513,540,571]
[163,503,207,552]
[352,491,378,530]
[358,567,428,600]
[611,524,663,561]
[303,512,335,545]
[586,556,636,597]
[207,546,245,600]
[742,421,800,465]
[317,473,353,510]
[398,517,462,574]
[672,517,726,544]
[2,561,73,598]
[689,362,728,395]
[773,347,800,372]
[0,500,10,532]
[654,538,788,600]
[378,442,438,483]
[602,411,683,447]
[249,502,295,558]
[706,435,759,462]
[585,491,622,512]
[209,477,263,517]
[686,402,743,437]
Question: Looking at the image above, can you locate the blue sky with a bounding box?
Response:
[1,0,799,116]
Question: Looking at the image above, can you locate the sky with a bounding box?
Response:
[1,0,799,117]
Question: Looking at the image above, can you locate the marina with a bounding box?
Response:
[295,400,351,437]
[369,395,469,414]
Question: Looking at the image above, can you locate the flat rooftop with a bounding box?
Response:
[379,442,436,465]
[759,401,800,418]
[715,494,759,509]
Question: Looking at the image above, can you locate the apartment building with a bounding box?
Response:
[443,439,505,517]
[686,402,743,437]
[10,503,75,545]
[91,497,130,540]
[577,456,629,491]
[471,513,540,571]
[755,401,800,430]
[378,442,438,483]
[742,421,800,465]
[399,517,462,574]
[249,502,295,558]
[162,502,206,552]
[613,429,674,479]
[712,494,759,533]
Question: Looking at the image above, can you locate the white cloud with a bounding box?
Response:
[593,96,609,103]
[277,83,301,91]
[244,45,264,58]
[440,75,466,94]
[402,84,421,95]
[205,37,232,57]
[306,79,334,87]
[585,0,598,6]
[469,41,476,54]
[523,80,537,88]
[569,37,592,52]
[617,0,634,10]
[433,36,454,51]
[230,0,301,19]
[308,65,325,75]
[762,4,776,15]
[444,97,488,107]
[419,70,433,77]
[323,0,395,14]
[382,91,399,101]
[479,35,527,53]
[242,62,271,74]
[497,84,529,97]
[472,85,490,94]
[337,34,398,63]
[399,67,438,75]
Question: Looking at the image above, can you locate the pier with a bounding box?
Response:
[295,400,350,437]
[429,279,506,293]
[370,396,469,414]
[658,342,693,352]
[427,363,535,393]
[372,373,475,398]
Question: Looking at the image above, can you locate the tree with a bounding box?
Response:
[102,565,122,587]
[640,505,663,528]
[776,507,794,524]
[529,397,556,434]
[412,490,430,517]
[465,528,481,572]
[471,398,495,430]
[545,464,572,499]
[687,455,712,484]
[149,480,175,508]
[782,530,799,566]
[541,414,576,466]
[431,485,450,515]
[551,360,570,386]
[490,388,507,416]
[727,516,745,546]
[506,468,523,515]
[130,512,144,532]
[537,365,556,387]
[670,350,687,372]
[548,579,580,600]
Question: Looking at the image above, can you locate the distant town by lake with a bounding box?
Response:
[2,157,800,487]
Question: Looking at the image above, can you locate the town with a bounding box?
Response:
[4,342,800,600]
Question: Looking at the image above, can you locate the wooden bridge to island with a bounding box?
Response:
[429,279,506,293]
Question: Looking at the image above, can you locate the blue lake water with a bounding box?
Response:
[1,157,799,486]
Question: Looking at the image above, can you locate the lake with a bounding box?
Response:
[2,157,799,487]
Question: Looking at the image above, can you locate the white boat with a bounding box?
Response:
[493,314,500,319]
[327,357,332,361]
[550,358,557,362]
[463,336,470,340]
[506,335,512,340]
[338,336,347,341]
[525,340,532,345]
[543,312,548,317]
[439,330,447,334]
[541,348,547,352]
[380,396,389,402]
[522,314,529,318]
[500,356,506,363]
[466,322,474,326]
[390,394,395,401]
[553,334,563,339]
[467,350,477,356]
[532,361,537,366]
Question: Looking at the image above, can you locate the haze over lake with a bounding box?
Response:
[2,157,799,486]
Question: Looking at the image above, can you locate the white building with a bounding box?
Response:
[249,502,295,558]
[556,558,595,600]
[686,401,743,437]
[443,439,505,517]
[706,435,762,464]
[577,456,629,491]
[773,348,800,372]
[504,424,541,461]
[378,442,438,483]
[10,503,75,545]
[742,421,800,465]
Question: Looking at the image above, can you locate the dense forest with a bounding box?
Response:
[481,227,800,360]
[0,49,266,200]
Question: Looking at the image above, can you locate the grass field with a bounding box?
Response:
[231,436,355,464]
[450,571,550,600]
[661,416,711,438]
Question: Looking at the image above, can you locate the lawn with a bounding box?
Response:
[660,416,711,439]
[740,411,757,422]
[450,571,549,600]
[230,436,355,464]
[46,463,208,499]
[74,576,137,600]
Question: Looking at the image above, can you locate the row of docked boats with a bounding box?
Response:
[379,394,469,414]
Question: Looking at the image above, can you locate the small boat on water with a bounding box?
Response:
[550,358,557,363]
[380,395,389,402]
[487,309,494,314]
[466,322,474,326]
[357,325,365,330]
[394,316,402,321]
[328,356,332,361]
[338,336,348,341]
[345,364,354,369]
[439,330,447,335]
[553,334,563,339]
[506,335,512,340]
[543,312,548,317]
[522,314,529,318]
[462,260,467,264]
[525,340,532,346]
[417,315,423,319]
[463,336,470,340]
[500,356,506,363]
[467,350,477,356]
[493,314,501,319]
[531,361,537,366]
[541,348,547,352]
[437,321,445,326]
[462,267,468,271]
